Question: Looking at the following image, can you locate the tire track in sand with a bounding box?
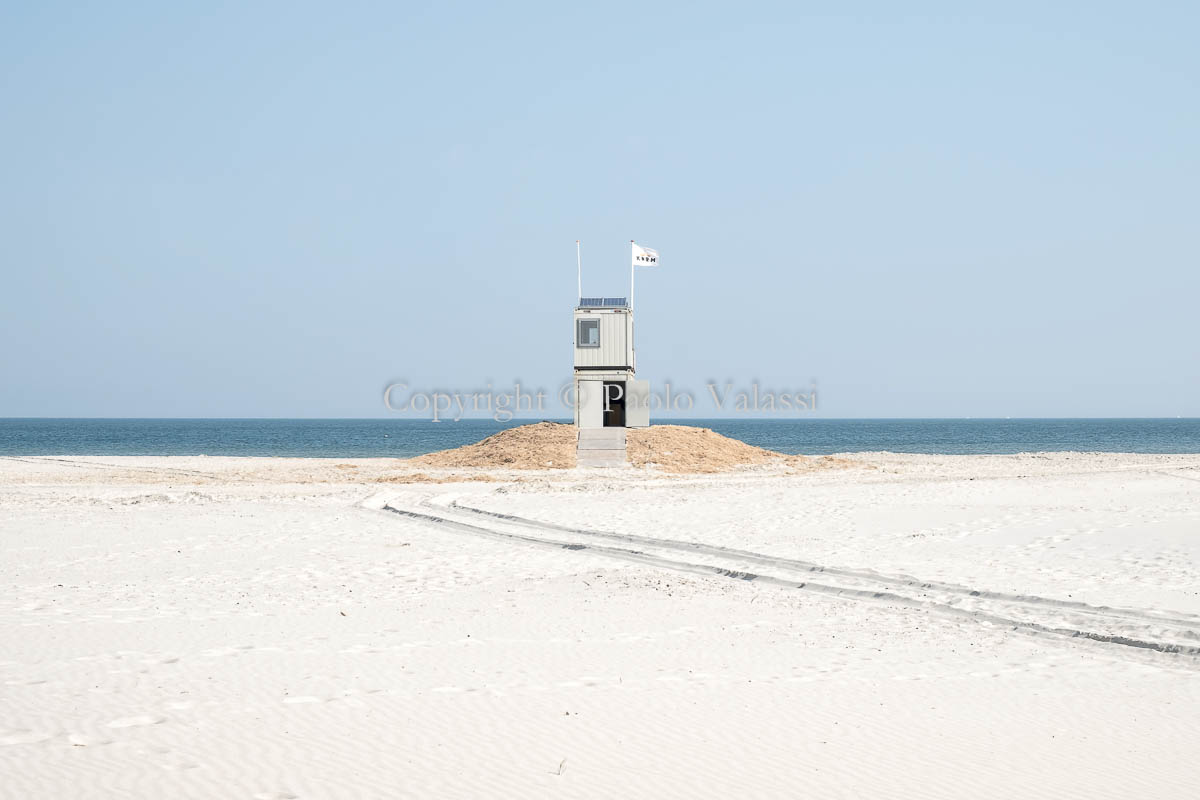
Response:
[442,499,1200,633]
[379,501,1200,660]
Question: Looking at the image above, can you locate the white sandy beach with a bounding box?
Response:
[2,452,1199,798]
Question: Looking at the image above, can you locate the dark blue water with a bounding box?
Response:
[2,418,1199,457]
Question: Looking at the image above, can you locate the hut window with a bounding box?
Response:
[577,319,600,348]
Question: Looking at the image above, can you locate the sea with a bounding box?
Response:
[1,418,1199,458]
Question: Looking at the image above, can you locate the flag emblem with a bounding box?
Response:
[631,242,659,267]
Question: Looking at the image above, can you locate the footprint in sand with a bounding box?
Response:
[107,715,165,728]
[67,734,112,747]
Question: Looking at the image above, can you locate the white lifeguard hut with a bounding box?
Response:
[571,241,656,466]
[572,297,649,429]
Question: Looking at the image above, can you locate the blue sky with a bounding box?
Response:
[1,2,1196,418]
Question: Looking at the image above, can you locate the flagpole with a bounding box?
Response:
[630,240,635,313]
[630,240,636,373]
[576,240,582,303]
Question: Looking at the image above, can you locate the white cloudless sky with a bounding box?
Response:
[1,1,1196,418]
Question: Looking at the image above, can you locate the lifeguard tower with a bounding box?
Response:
[572,240,657,467]
[572,297,649,430]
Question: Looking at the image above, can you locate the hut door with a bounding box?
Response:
[626,379,650,427]
[578,380,604,428]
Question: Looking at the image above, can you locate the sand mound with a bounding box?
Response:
[629,425,855,473]
[627,425,778,472]
[410,422,577,469]
[409,422,853,474]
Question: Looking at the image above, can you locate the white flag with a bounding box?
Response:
[632,241,659,267]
